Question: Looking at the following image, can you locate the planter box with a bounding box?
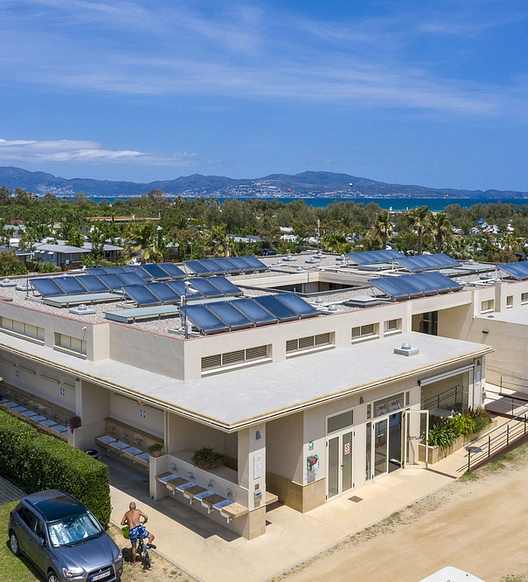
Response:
[418,418,497,464]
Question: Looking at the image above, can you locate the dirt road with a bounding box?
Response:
[275,447,528,582]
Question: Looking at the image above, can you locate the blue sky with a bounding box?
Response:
[0,0,527,191]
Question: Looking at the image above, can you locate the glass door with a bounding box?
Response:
[374,419,387,477]
[403,410,429,468]
[326,429,354,499]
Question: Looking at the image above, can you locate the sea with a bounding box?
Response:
[91,196,528,212]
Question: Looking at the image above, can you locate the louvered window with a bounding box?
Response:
[54,333,86,354]
[384,319,402,333]
[0,317,44,341]
[201,345,270,373]
[351,323,378,342]
[286,333,332,354]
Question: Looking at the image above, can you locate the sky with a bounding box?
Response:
[1,0,528,191]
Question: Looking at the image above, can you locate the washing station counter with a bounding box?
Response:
[150,451,277,539]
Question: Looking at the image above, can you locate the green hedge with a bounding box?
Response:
[0,409,111,525]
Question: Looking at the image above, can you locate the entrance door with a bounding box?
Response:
[370,412,403,478]
[327,430,354,500]
[403,410,429,468]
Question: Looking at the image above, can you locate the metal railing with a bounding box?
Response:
[486,364,528,394]
[422,384,468,412]
[459,400,528,473]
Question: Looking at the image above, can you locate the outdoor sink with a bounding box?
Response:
[108,440,129,450]
[158,473,179,484]
[166,477,189,493]
[213,499,234,511]
[176,481,195,493]
[195,491,214,501]
[97,435,117,444]
[200,493,227,513]
[32,415,46,422]
[182,485,206,504]
[135,452,150,463]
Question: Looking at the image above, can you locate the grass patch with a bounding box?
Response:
[0,500,41,582]
[459,470,478,481]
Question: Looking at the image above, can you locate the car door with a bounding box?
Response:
[27,514,50,574]
[15,506,34,556]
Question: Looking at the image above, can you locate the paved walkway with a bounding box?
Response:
[0,476,25,505]
[108,423,493,582]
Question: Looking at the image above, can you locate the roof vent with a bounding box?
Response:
[315,297,324,304]
[327,304,338,312]
[69,304,96,315]
[394,342,419,356]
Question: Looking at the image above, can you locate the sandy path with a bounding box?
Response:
[274,452,528,582]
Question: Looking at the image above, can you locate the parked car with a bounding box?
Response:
[8,489,123,582]
[260,248,277,256]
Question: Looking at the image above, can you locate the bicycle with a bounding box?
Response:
[122,526,151,569]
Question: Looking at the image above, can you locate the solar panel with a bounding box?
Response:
[369,277,410,300]
[241,256,268,271]
[206,276,242,297]
[97,273,126,291]
[227,256,254,272]
[123,284,162,306]
[157,263,186,279]
[200,259,226,275]
[78,275,110,293]
[417,272,453,292]
[399,273,438,295]
[424,271,462,291]
[183,304,229,334]
[54,276,89,295]
[499,262,528,280]
[105,305,180,323]
[30,278,65,297]
[213,258,241,273]
[230,298,278,326]
[253,295,300,321]
[433,253,460,268]
[127,266,153,281]
[188,277,225,298]
[145,282,180,303]
[275,293,320,318]
[118,272,145,286]
[346,250,404,265]
[183,260,213,276]
[394,256,427,272]
[205,302,255,330]
[165,280,205,301]
[142,263,172,280]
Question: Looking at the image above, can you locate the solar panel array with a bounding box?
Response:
[122,277,242,306]
[184,293,320,334]
[369,272,462,300]
[346,250,403,265]
[498,262,528,280]
[393,253,460,273]
[85,263,186,280]
[184,255,267,276]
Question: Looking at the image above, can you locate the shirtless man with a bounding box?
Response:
[120,502,156,566]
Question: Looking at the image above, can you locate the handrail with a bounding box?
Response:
[459,401,528,473]
[422,384,468,411]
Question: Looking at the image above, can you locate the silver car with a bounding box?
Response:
[8,489,123,582]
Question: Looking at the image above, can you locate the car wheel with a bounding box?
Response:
[47,571,60,582]
[9,531,20,556]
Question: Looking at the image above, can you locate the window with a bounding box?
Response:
[481,299,494,314]
[327,410,353,433]
[286,333,332,355]
[201,345,269,373]
[384,318,402,335]
[522,292,528,305]
[351,323,379,342]
[54,333,86,355]
[0,317,44,342]
[507,295,513,309]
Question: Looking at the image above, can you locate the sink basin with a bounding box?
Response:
[165,477,189,492]
[135,452,150,463]
[213,499,234,511]
[176,481,195,493]
[108,440,129,450]
[39,419,57,427]
[195,490,214,501]
[158,473,178,484]
[3,401,17,408]
[97,435,117,444]
[122,446,142,456]
[21,410,37,417]
[50,424,68,433]
[32,415,46,422]
[13,406,28,413]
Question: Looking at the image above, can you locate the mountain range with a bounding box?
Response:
[0,166,526,200]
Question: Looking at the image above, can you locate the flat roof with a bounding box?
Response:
[0,331,492,431]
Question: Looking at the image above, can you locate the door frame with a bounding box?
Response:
[326,427,354,500]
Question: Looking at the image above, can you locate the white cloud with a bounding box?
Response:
[0,139,202,167]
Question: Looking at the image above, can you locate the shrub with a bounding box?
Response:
[450,414,478,437]
[0,409,111,525]
[191,447,225,469]
[428,423,457,450]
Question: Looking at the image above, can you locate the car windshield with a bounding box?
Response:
[48,512,103,547]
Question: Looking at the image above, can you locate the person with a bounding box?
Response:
[121,501,156,566]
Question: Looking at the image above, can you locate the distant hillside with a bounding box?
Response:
[0,166,526,200]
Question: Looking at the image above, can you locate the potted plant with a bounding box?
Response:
[148,443,164,457]
[191,447,225,470]
[67,415,82,433]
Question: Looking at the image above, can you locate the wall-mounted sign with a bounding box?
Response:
[253,454,262,480]
[309,440,314,451]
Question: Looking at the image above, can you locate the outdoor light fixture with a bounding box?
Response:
[256,431,262,440]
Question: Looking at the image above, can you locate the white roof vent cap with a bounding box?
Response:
[394,342,419,356]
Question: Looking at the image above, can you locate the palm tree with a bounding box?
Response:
[407,206,431,255]
[372,210,394,250]
[124,223,167,263]
[429,212,452,254]
[203,224,230,257]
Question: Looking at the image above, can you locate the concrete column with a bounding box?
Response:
[238,424,266,511]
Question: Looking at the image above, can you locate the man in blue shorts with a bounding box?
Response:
[121,501,156,566]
